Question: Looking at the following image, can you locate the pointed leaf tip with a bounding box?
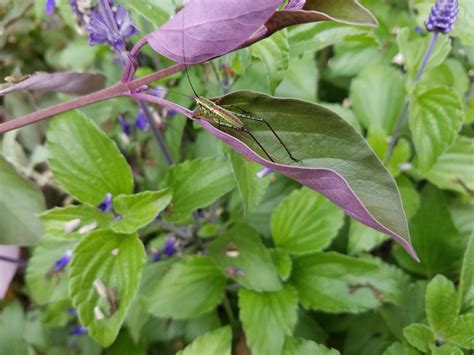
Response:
[195,91,418,260]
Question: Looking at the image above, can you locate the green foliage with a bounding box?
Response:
[163,158,236,222]
[47,111,134,205]
[409,85,464,173]
[0,156,45,244]
[69,231,146,346]
[239,285,298,355]
[350,64,406,134]
[146,256,227,319]
[208,224,282,292]
[271,188,344,254]
[177,326,231,355]
[1,0,473,353]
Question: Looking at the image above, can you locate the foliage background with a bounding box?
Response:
[0,0,473,354]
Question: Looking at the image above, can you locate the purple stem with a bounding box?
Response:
[386,32,440,162]
[137,99,174,165]
[415,32,439,82]
[131,92,193,118]
[0,63,188,133]
[0,254,26,268]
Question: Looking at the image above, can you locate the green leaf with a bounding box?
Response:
[425,275,459,334]
[228,149,269,214]
[397,28,451,81]
[289,22,369,58]
[0,301,28,355]
[39,205,113,239]
[208,224,281,292]
[239,286,298,355]
[164,158,235,222]
[421,59,470,97]
[275,53,319,103]
[270,249,293,281]
[394,185,464,277]
[271,188,344,254]
[47,110,134,206]
[290,252,382,313]
[116,0,172,28]
[451,0,474,45]
[425,137,474,195]
[409,86,464,173]
[215,90,415,259]
[282,336,340,355]
[184,312,222,343]
[350,64,406,134]
[431,343,463,355]
[111,189,172,234]
[0,156,45,245]
[26,236,77,304]
[403,324,435,353]
[147,256,227,319]
[177,326,231,355]
[250,29,290,94]
[303,0,378,26]
[347,220,388,256]
[446,314,474,349]
[69,230,146,347]
[125,260,175,343]
[383,341,420,355]
[459,234,474,312]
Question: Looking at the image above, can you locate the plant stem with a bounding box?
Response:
[0,254,26,268]
[131,92,193,117]
[0,63,189,133]
[386,32,439,162]
[137,100,174,165]
[0,82,126,133]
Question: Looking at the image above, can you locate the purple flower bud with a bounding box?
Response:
[163,237,176,257]
[53,250,73,273]
[256,167,272,178]
[97,193,113,213]
[70,325,87,336]
[225,266,245,277]
[118,116,130,136]
[86,0,139,53]
[167,109,177,117]
[46,0,56,16]
[152,252,162,262]
[150,85,167,99]
[425,0,458,34]
[415,25,424,35]
[66,307,77,317]
[135,109,148,130]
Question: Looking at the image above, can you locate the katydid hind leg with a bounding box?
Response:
[228,106,300,163]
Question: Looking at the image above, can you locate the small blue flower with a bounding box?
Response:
[163,237,176,257]
[167,109,178,117]
[46,0,56,16]
[118,116,130,136]
[70,325,87,336]
[225,267,245,277]
[135,109,148,130]
[86,0,139,53]
[97,193,113,213]
[52,250,73,273]
[256,167,272,178]
[425,0,458,34]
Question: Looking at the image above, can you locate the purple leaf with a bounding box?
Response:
[285,0,306,10]
[0,72,106,97]
[194,91,418,260]
[147,0,283,64]
[266,0,378,33]
[0,245,20,299]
